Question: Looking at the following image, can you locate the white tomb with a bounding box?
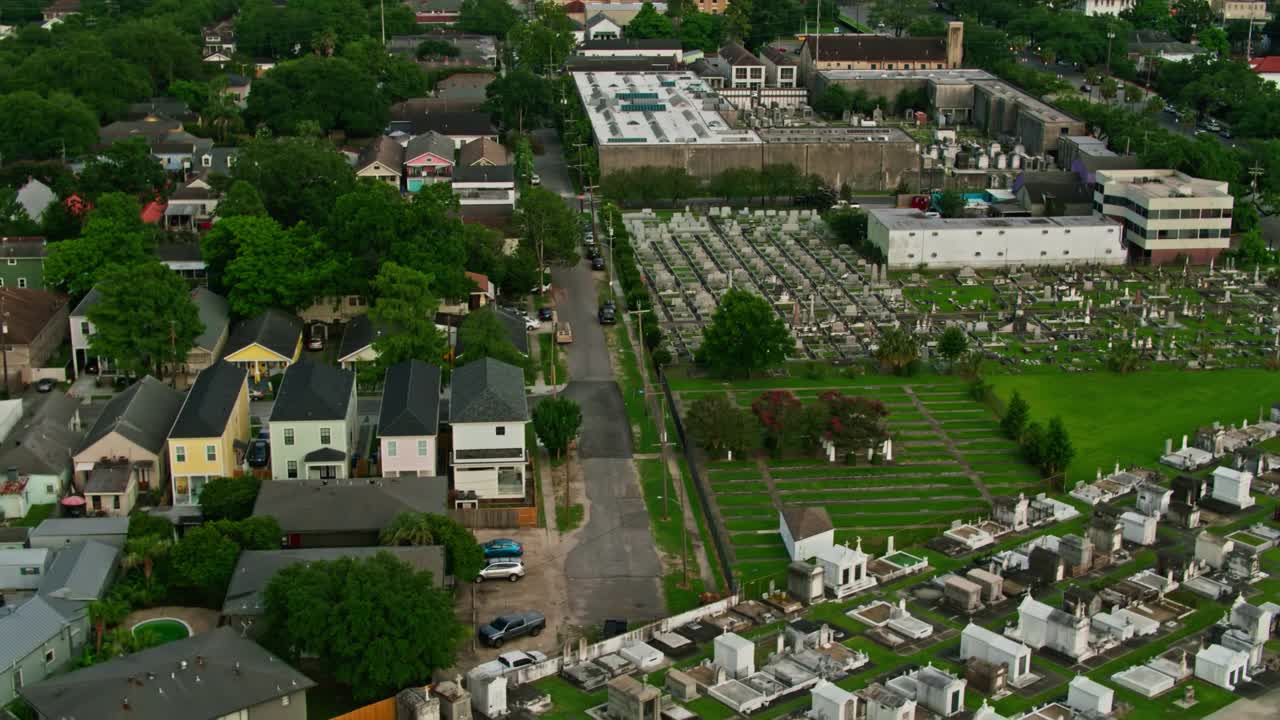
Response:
[1195,643,1250,690]
[1211,467,1255,509]
[816,541,877,598]
[809,680,858,720]
[1066,675,1113,716]
[713,632,756,679]
[1120,511,1158,546]
[960,623,1033,686]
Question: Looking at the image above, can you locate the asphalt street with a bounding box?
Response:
[534,129,666,626]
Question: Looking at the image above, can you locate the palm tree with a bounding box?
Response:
[124,535,170,583]
[88,599,130,653]
[874,326,919,374]
[380,512,437,546]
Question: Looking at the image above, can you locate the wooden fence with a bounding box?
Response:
[449,506,538,529]
[330,697,395,720]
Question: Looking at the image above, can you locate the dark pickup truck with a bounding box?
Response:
[478,612,545,647]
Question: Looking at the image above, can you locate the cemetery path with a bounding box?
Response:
[902,385,995,505]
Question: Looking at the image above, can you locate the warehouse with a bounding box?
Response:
[866,208,1125,269]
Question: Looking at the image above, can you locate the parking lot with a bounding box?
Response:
[452,527,571,671]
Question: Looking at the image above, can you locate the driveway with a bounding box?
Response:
[534,129,665,627]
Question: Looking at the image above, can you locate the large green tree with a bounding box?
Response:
[78,137,168,201]
[379,513,483,583]
[1039,417,1075,478]
[698,289,793,378]
[456,307,528,369]
[167,525,242,603]
[0,91,98,163]
[221,220,337,316]
[532,395,583,458]
[197,476,263,522]
[12,40,153,120]
[512,187,580,279]
[369,262,447,371]
[44,194,156,298]
[263,553,465,701]
[484,69,554,134]
[457,0,521,35]
[874,326,919,374]
[230,135,357,227]
[508,2,576,72]
[627,2,674,38]
[246,55,387,137]
[685,394,761,458]
[87,260,202,379]
[1000,390,1031,441]
[869,0,928,37]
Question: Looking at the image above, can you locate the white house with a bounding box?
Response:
[779,506,834,562]
[1211,466,1255,509]
[448,358,530,504]
[451,165,516,213]
[1119,511,1158,546]
[268,360,358,481]
[68,288,106,377]
[1195,643,1249,690]
[582,12,621,40]
[1010,596,1091,660]
[1077,0,1134,15]
[960,623,1033,686]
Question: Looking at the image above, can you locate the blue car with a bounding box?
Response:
[483,538,524,559]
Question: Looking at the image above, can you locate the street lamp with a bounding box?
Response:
[1105,31,1115,77]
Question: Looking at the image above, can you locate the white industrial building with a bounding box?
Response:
[572,71,761,147]
[1078,0,1135,15]
[865,209,1124,270]
[960,623,1033,686]
[1092,168,1234,265]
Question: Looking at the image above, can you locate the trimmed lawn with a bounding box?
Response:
[14,503,56,527]
[989,368,1280,482]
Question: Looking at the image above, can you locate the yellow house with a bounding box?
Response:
[222,309,303,382]
[167,360,251,505]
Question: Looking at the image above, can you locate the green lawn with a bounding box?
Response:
[13,503,55,527]
[989,368,1280,482]
[538,333,567,386]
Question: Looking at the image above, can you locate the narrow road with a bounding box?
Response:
[533,129,665,627]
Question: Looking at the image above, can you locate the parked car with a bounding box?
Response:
[483,538,524,559]
[602,299,616,313]
[531,173,541,186]
[598,305,616,325]
[478,612,545,647]
[537,307,555,322]
[1080,83,1092,93]
[307,335,324,351]
[590,256,606,271]
[556,322,574,344]
[586,245,602,260]
[249,387,267,400]
[498,650,547,670]
[476,559,526,582]
[84,358,100,375]
[247,439,270,468]
[34,378,56,393]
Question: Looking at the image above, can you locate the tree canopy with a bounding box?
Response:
[685,394,760,458]
[513,187,581,271]
[86,260,201,379]
[246,55,388,137]
[457,307,527,370]
[44,193,156,298]
[699,289,793,377]
[368,262,447,372]
[197,476,263,522]
[378,512,484,580]
[532,395,583,458]
[230,135,357,228]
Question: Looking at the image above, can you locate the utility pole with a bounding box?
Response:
[0,297,8,399]
[380,0,386,46]
[1249,163,1264,195]
[169,320,177,388]
[627,309,650,417]
[660,393,668,520]
[1105,31,1115,77]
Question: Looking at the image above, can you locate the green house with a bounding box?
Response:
[0,237,48,290]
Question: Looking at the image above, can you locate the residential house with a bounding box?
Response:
[458,137,508,167]
[717,43,766,89]
[193,146,239,180]
[452,165,517,216]
[222,309,304,380]
[414,0,463,24]
[20,626,314,720]
[167,360,251,506]
[98,114,183,145]
[126,97,195,123]
[0,395,81,521]
[156,242,209,285]
[356,135,405,188]
[780,506,835,561]
[186,287,230,373]
[73,376,184,516]
[1128,30,1210,71]
[390,111,497,149]
[163,182,220,230]
[40,0,79,23]
[760,47,799,88]
[27,517,129,550]
[0,539,119,706]
[467,271,495,308]
[1249,56,1280,87]
[0,288,68,387]
[252,477,449,548]
[435,71,494,106]
[0,548,50,592]
[1078,0,1135,15]
[448,358,530,503]
[202,20,236,61]
[335,314,389,369]
[583,12,622,40]
[403,130,457,191]
[16,179,55,223]
[225,72,252,107]
[583,2,667,27]
[69,288,105,378]
[578,38,683,64]
[379,360,442,478]
[799,24,963,77]
[151,141,200,173]
[222,545,446,634]
[268,360,357,481]
[0,236,48,291]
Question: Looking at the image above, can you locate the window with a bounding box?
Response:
[16,278,25,288]
[91,495,102,510]
[417,439,428,456]
[497,468,523,495]
[175,446,186,463]
[205,444,217,462]
[284,428,294,445]
[112,496,120,510]
[201,155,212,168]
[387,440,397,457]
[974,252,982,257]
[287,460,298,479]
[44,648,55,664]
[45,483,53,494]
[5,258,14,266]
[319,465,337,480]
[13,669,22,692]
[496,426,506,436]
[320,427,331,445]
[80,321,90,335]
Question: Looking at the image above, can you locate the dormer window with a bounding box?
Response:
[201,155,212,168]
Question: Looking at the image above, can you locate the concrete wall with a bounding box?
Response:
[599,140,920,191]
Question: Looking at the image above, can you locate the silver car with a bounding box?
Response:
[477,559,526,582]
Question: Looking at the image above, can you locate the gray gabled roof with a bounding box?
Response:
[20,626,315,720]
[169,360,247,439]
[452,165,514,184]
[404,130,456,164]
[303,446,346,462]
[77,376,184,457]
[379,360,441,437]
[449,358,528,424]
[29,517,129,539]
[37,539,119,602]
[223,308,302,360]
[191,287,229,352]
[0,596,75,670]
[782,506,832,541]
[269,360,354,423]
[222,546,446,616]
[336,314,389,361]
[252,477,448,533]
[0,415,80,476]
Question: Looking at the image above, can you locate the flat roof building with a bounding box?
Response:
[1092,168,1233,265]
[867,208,1123,269]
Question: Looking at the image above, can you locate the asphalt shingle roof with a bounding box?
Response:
[0,288,67,344]
[782,506,833,541]
[414,111,496,137]
[37,539,119,602]
[0,596,74,669]
[452,165,514,184]
[252,477,448,533]
[20,626,315,720]
[77,376,184,456]
[802,34,946,62]
[378,360,441,437]
[169,360,247,439]
[404,130,456,164]
[191,287,229,352]
[449,358,528,424]
[336,314,388,361]
[29,517,129,540]
[357,135,405,174]
[223,546,446,615]
[269,360,355,423]
[223,309,302,360]
[0,404,81,475]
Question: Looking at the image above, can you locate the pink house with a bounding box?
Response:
[378,360,442,477]
[403,131,456,192]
